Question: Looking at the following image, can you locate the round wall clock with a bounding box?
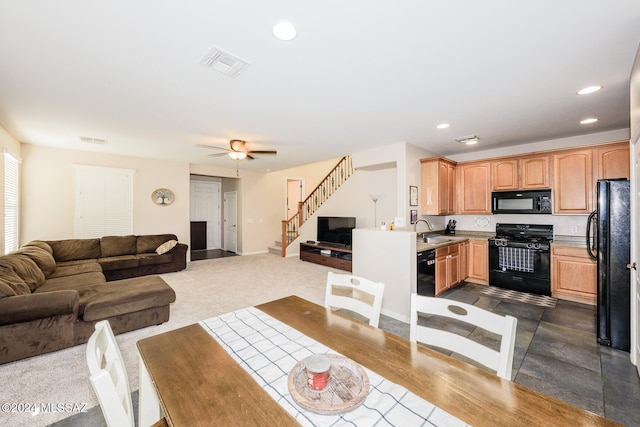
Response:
[152,188,175,205]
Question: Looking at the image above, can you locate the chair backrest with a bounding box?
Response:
[409,293,517,380]
[86,320,134,427]
[325,272,385,327]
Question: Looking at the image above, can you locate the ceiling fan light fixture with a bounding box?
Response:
[228,151,247,160]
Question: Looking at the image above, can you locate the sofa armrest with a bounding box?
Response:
[0,290,79,326]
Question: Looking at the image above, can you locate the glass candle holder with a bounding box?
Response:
[305,354,331,390]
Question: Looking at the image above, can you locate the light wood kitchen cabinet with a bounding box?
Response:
[420,157,456,215]
[492,159,518,191]
[553,149,593,214]
[459,241,469,282]
[596,142,630,179]
[457,162,492,214]
[435,243,460,295]
[467,239,489,285]
[492,155,550,191]
[521,155,550,189]
[551,245,596,305]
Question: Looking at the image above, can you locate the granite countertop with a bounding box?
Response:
[415,230,493,252]
[552,235,587,248]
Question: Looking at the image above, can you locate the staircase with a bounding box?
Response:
[270,156,354,257]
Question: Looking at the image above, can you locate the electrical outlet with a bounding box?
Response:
[571,226,578,234]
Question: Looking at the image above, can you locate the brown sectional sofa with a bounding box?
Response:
[0,234,187,365]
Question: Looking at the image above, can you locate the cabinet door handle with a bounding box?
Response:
[626,262,637,270]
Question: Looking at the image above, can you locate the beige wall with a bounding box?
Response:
[21,144,190,246]
[0,126,22,254]
[632,42,640,140]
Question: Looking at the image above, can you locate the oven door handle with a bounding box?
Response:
[586,210,597,260]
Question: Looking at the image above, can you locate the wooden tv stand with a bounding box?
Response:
[299,242,352,272]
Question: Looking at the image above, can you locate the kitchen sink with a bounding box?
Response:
[424,236,454,244]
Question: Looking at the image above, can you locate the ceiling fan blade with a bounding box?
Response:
[246,150,277,155]
[197,144,230,151]
[208,152,229,157]
[246,154,255,160]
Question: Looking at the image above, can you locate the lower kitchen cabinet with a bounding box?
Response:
[467,239,489,285]
[551,245,596,305]
[459,241,469,282]
[435,243,460,295]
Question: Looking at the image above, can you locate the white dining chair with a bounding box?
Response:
[325,272,385,327]
[409,293,517,380]
[86,320,135,427]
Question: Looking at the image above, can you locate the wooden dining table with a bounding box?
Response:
[137,295,621,427]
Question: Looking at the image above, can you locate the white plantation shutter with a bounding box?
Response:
[4,152,19,254]
[74,165,134,238]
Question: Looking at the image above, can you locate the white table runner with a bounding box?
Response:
[200,307,470,427]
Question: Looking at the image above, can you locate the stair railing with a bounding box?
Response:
[280,156,354,256]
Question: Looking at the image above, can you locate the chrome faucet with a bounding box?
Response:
[414,218,434,234]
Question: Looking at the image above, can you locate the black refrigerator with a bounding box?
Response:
[586,179,631,351]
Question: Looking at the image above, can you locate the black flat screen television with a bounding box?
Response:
[317,216,356,247]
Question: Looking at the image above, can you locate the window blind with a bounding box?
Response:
[4,152,19,254]
[74,165,134,238]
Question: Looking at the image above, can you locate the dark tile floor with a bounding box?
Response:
[190,248,238,261]
[378,282,640,427]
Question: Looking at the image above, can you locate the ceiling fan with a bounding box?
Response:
[197,139,277,160]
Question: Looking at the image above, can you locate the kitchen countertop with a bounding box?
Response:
[415,231,493,252]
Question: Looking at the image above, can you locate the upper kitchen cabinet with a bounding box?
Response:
[492,155,550,191]
[596,141,630,179]
[457,161,492,214]
[420,157,456,215]
[521,155,550,189]
[553,149,593,214]
[491,159,518,191]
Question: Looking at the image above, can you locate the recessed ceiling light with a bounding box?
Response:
[436,123,450,129]
[272,22,297,41]
[577,86,602,95]
[580,118,599,124]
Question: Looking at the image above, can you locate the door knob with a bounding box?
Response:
[626,262,637,270]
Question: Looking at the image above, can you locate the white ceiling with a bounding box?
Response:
[1,1,639,171]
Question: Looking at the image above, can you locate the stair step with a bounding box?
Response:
[273,241,282,247]
[268,246,282,255]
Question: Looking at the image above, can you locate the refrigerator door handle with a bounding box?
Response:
[586,210,598,260]
[626,262,637,270]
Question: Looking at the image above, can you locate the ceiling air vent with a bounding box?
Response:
[199,46,251,78]
[80,136,107,145]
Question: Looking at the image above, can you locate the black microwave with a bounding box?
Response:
[492,189,552,214]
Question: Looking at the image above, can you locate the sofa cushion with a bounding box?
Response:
[98,255,139,271]
[47,262,102,279]
[137,234,178,254]
[137,252,173,266]
[0,254,45,291]
[0,279,17,298]
[100,235,137,257]
[83,275,176,322]
[14,245,56,277]
[36,271,107,316]
[56,259,99,267]
[47,238,101,262]
[0,266,31,295]
[24,240,53,254]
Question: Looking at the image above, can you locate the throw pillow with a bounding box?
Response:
[0,266,30,295]
[156,240,178,255]
[0,281,16,299]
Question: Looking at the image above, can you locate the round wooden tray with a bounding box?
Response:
[288,354,370,415]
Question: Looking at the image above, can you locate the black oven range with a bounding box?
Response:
[488,223,553,296]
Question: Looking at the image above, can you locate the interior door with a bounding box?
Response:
[190,180,221,249]
[286,178,304,219]
[224,191,237,253]
[631,135,640,372]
